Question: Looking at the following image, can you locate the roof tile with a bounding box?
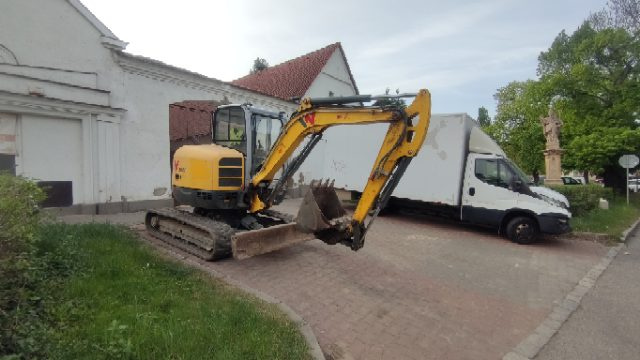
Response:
[231,42,357,100]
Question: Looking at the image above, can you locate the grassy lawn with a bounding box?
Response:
[23,223,310,360]
[571,194,640,239]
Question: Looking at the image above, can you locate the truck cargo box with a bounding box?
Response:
[297,113,476,207]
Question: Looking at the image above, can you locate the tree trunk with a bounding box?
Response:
[603,165,625,193]
[583,170,589,184]
[533,170,540,185]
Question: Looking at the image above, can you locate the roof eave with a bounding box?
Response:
[68,0,128,50]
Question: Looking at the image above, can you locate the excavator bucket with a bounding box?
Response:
[231,180,349,260]
[296,180,347,233]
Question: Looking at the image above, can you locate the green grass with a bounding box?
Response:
[33,223,310,360]
[570,193,640,239]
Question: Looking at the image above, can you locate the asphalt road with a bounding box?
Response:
[536,230,640,360]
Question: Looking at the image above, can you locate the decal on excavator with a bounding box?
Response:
[174,160,185,173]
[304,113,315,125]
[297,113,316,128]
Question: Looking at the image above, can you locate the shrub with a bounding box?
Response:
[0,173,46,255]
[0,174,46,357]
[548,184,614,216]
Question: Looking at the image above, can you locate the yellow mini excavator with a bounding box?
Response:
[146,89,432,260]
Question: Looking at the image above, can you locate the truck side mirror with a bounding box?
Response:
[511,180,522,192]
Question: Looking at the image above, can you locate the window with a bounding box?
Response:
[38,181,73,207]
[562,176,581,185]
[475,159,517,189]
[0,154,15,175]
[252,115,282,173]
[214,107,246,153]
[214,109,229,141]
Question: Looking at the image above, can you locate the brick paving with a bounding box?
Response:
[79,200,607,360]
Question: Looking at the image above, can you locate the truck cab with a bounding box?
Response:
[460,127,570,244]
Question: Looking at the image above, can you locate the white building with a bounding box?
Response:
[0,0,298,213]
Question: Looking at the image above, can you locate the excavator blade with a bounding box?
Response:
[232,181,350,260]
[231,223,315,260]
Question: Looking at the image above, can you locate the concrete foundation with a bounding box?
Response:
[44,198,174,216]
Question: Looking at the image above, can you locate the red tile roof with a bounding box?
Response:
[230,42,358,100]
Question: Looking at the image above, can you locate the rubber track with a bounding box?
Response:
[146,208,235,261]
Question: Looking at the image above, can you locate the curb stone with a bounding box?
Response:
[139,232,326,360]
[502,218,640,360]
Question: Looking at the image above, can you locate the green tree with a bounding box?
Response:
[249,57,269,74]
[537,21,640,189]
[491,1,640,190]
[373,87,406,109]
[477,106,491,127]
[485,80,548,182]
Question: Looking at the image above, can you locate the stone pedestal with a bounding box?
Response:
[543,149,564,185]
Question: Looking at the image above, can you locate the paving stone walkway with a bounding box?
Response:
[60,200,607,360]
[62,200,608,359]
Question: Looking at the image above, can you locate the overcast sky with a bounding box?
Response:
[81,0,607,117]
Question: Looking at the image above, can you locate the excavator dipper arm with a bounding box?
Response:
[248,89,432,250]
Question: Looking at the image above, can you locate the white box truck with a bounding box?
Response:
[304,113,571,244]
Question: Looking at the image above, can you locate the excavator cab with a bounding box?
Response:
[170,104,286,212]
[212,105,285,178]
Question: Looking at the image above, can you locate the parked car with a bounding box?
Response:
[573,176,585,184]
[628,179,640,192]
[562,176,582,185]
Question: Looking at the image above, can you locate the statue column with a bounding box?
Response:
[540,110,564,185]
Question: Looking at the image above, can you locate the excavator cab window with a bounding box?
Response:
[214,107,247,154]
[252,114,282,174]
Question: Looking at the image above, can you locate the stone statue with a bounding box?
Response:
[540,108,564,185]
[540,109,563,150]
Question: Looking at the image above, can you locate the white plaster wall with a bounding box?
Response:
[0,0,111,73]
[19,115,84,204]
[305,49,357,98]
[0,0,127,110]
[119,63,297,202]
[95,118,121,203]
[0,73,110,106]
[0,64,97,88]
[296,48,358,183]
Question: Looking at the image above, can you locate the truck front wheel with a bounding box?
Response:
[506,216,539,245]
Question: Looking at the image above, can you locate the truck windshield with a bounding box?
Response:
[503,158,534,185]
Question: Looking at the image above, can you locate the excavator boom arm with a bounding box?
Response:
[248,89,431,250]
